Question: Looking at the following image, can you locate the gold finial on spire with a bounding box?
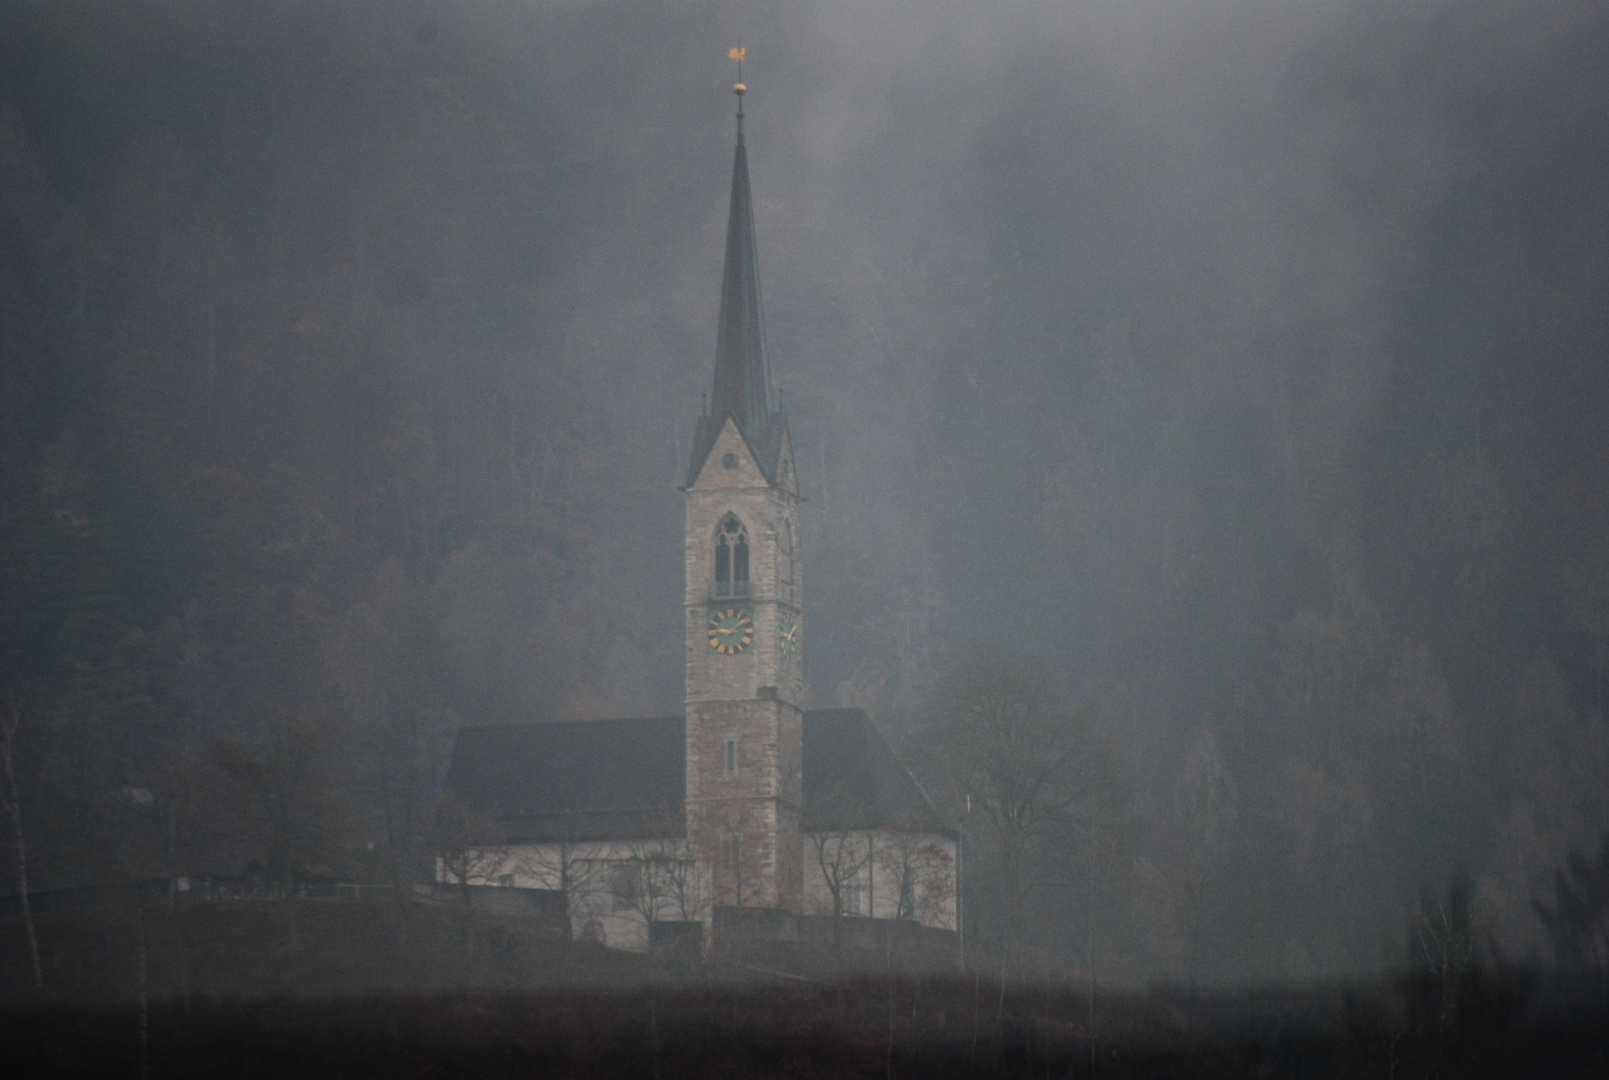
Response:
[729,45,747,132]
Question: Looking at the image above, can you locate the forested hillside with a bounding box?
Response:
[1,0,1606,982]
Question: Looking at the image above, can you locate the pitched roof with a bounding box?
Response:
[800,709,955,836]
[687,109,787,487]
[444,717,686,843]
[442,709,955,844]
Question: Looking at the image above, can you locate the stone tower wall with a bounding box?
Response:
[684,418,802,913]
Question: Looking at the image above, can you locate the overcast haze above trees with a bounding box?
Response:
[1,0,1607,986]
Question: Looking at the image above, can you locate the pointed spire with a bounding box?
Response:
[688,64,786,487]
[709,77,771,443]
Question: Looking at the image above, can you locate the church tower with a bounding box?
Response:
[684,79,804,913]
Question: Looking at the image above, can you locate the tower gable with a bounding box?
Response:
[687,407,788,489]
[689,416,771,491]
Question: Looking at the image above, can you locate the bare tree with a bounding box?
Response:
[1534,830,1609,1008]
[1163,728,1239,1005]
[875,827,955,924]
[648,836,707,924]
[703,801,770,909]
[614,845,696,936]
[328,560,446,898]
[915,645,1118,977]
[433,793,511,906]
[810,828,872,920]
[210,706,349,946]
[1071,808,1135,1066]
[604,811,708,933]
[525,839,604,940]
[1408,876,1480,1035]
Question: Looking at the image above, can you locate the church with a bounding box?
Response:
[438,81,958,952]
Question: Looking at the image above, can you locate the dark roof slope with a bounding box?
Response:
[443,710,954,845]
[801,709,955,837]
[444,717,685,843]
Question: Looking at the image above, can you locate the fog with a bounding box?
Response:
[1,0,1606,1011]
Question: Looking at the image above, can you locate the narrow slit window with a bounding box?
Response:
[779,519,793,584]
[725,737,738,775]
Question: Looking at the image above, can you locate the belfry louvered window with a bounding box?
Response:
[714,514,749,598]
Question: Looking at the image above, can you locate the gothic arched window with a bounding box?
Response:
[714,514,749,598]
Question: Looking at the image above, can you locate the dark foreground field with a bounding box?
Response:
[5,976,1607,1079]
[4,899,1606,1077]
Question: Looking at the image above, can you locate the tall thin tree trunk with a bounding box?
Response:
[970,967,981,1066]
[885,947,897,1080]
[166,798,192,1009]
[561,848,574,942]
[649,987,661,1080]
[204,246,217,434]
[1596,635,1603,719]
[1186,916,1201,1038]
[1089,864,1097,1074]
[997,943,1010,1066]
[277,818,300,946]
[136,905,151,1080]
[867,836,875,917]
[273,782,298,949]
[379,779,411,1054]
[0,714,42,988]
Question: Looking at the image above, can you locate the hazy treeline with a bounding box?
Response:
[1,0,1607,986]
[0,2,695,913]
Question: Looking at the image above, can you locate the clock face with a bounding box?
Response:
[779,617,799,660]
[707,607,754,655]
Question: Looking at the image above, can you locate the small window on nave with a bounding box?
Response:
[842,876,865,917]
[715,514,748,598]
[610,862,641,912]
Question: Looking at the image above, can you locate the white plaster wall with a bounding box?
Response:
[440,840,709,953]
[801,831,958,931]
[441,826,956,950]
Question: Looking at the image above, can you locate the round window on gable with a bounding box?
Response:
[722,453,740,470]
